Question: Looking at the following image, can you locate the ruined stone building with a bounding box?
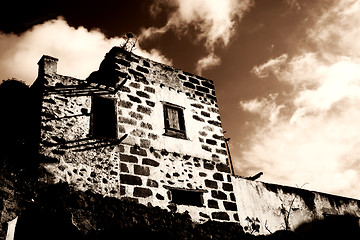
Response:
[9,46,360,236]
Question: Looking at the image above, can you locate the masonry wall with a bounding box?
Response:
[231,176,360,235]
[35,47,238,223]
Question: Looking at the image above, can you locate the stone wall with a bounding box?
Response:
[33,47,360,233]
[35,47,238,223]
[232,176,360,235]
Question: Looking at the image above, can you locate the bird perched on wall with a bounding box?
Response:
[244,172,263,181]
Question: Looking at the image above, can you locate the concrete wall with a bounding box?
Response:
[232,176,360,235]
[35,47,238,223]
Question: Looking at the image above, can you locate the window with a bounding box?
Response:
[163,102,186,139]
[170,189,204,207]
[91,96,117,139]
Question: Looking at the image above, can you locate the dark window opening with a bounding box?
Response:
[171,189,203,207]
[163,103,186,139]
[91,96,117,139]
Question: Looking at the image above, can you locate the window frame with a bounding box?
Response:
[90,95,118,140]
[162,101,187,139]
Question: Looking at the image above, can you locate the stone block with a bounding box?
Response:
[208,200,219,209]
[120,174,142,185]
[129,111,143,120]
[222,183,233,191]
[193,115,205,122]
[117,58,130,67]
[195,91,204,97]
[208,120,222,127]
[196,85,210,93]
[216,149,227,155]
[146,179,159,188]
[129,82,140,89]
[133,187,152,198]
[204,161,214,170]
[213,134,223,140]
[140,139,151,148]
[205,180,218,189]
[201,80,215,90]
[199,172,207,177]
[148,133,158,140]
[211,190,227,200]
[120,154,138,163]
[120,83,132,92]
[119,100,133,109]
[213,173,224,181]
[212,212,230,221]
[136,91,150,99]
[140,122,153,130]
[120,163,129,173]
[201,111,211,117]
[191,103,204,109]
[206,139,217,145]
[223,201,238,211]
[129,68,145,78]
[119,116,137,126]
[202,145,212,152]
[142,158,160,167]
[145,100,155,107]
[127,94,142,103]
[142,60,150,67]
[130,145,147,156]
[136,65,149,74]
[130,129,146,138]
[144,86,155,93]
[216,163,230,173]
[137,105,152,115]
[178,74,187,80]
[189,77,200,85]
[134,165,150,176]
[183,82,195,89]
[156,193,165,200]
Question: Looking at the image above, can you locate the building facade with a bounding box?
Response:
[34,46,360,234]
[35,47,238,223]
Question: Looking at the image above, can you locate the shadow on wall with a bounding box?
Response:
[11,182,360,240]
[267,214,360,240]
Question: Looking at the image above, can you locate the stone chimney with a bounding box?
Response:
[37,55,58,76]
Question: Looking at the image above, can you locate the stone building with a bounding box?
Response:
[35,46,238,223]
[32,46,360,235]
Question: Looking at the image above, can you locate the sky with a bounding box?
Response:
[1,0,360,199]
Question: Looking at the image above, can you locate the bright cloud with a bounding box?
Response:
[0,17,171,85]
[141,0,254,74]
[240,0,360,199]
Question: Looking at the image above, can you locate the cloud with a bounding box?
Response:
[0,17,171,85]
[240,0,360,199]
[240,93,285,124]
[140,0,254,74]
[250,54,288,79]
[195,53,221,75]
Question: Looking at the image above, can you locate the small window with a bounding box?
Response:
[163,103,186,139]
[91,96,117,139]
[171,189,203,207]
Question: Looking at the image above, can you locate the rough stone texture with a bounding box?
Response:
[33,49,236,224]
[14,47,359,238]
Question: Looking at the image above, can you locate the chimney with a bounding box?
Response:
[38,55,58,76]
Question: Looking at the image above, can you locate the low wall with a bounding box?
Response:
[231,176,360,235]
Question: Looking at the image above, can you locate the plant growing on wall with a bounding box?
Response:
[244,216,261,234]
[280,183,308,230]
[120,32,137,52]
